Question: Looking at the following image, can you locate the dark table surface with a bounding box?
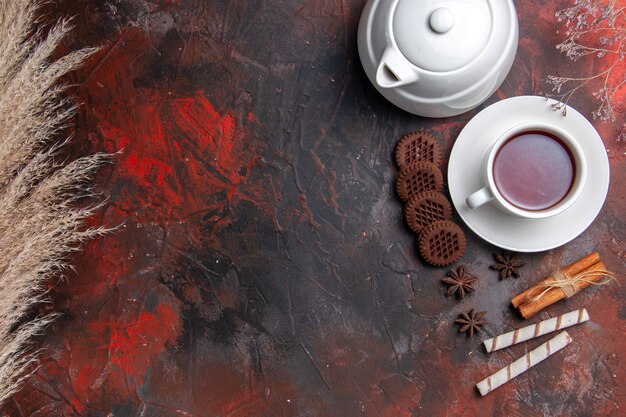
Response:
[4,1,625,416]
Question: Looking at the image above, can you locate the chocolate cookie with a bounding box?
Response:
[419,220,466,267]
[395,131,441,168]
[404,191,452,234]
[396,161,443,202]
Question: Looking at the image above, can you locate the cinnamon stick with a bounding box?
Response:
[517,261,607,319]
[511,251,600,308]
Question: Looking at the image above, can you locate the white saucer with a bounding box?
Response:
[448,96,610,252]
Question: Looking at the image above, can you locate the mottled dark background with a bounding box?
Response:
[3,1,625,416]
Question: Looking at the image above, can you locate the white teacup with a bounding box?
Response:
[465,122,587,219]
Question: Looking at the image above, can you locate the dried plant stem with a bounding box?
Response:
[550,57,624,118]
[546,0,625,127]
[0,0,109,405]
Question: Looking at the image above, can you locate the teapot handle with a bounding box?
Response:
[376,46,419,88]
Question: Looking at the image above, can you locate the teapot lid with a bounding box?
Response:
[393,0,492,72]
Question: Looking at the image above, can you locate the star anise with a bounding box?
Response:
[490,253,525,279]
[455,309,487,337]
[442,265,478,299]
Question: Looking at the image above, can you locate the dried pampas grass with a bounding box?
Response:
[0,0,109,404]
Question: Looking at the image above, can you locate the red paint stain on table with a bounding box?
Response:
[80,29,271,226]
[88,303,180,383]
[169,95,262,203]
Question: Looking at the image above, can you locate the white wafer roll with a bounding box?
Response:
[476,331,573,396]
[483,308,589,353]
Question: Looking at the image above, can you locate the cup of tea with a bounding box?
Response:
[465,122,587,219]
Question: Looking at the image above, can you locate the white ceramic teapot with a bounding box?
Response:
[357,0,518,118]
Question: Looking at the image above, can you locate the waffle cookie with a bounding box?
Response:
[396,161,443,202]
[419,220,466,266]
[395,131,441,168]
[404,191,452,234]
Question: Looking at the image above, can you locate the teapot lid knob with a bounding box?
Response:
[429,8,455,34]
[393,0,493,72]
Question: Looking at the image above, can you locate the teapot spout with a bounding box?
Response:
[376,47,419,88]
